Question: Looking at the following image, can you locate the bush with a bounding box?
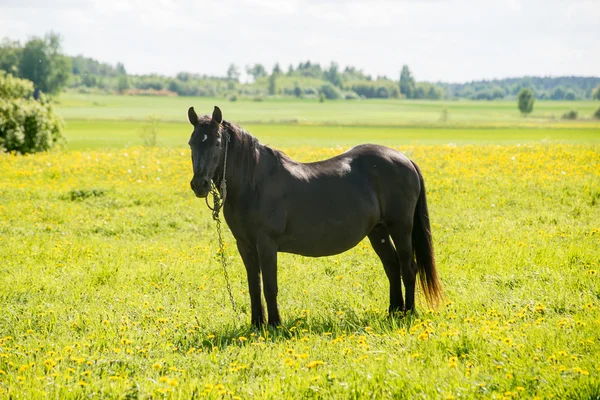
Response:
[517,88,535,116]
[320,83,342,100]
[138,115,160,147]
[561,110,578,120]
[0,72,64,154]
[594,107,600,120]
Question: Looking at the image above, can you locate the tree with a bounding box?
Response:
[399,65,415,99]
[226,64,240,82]
[117,75,130,93]
[550,86,565,100]
[293,82,302,98]
[268,73,276,96]
[564,89,576,101]
[18,32,71,95]
[245,64,266,81]
[116,62,127,75]
[591,85,600,101]
[272,63,281,75]
[323,62,342,87]
[517,88,535,116]
[0,39,22,75]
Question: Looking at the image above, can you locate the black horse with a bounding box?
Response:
[188,106,441,327]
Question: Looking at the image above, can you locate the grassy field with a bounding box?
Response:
[57,93,600,125]
[56,94,600,150]
[1,95,599,398]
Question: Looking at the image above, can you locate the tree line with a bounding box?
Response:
[1,33,599,101]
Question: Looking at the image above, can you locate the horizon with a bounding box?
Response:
[64,52,600,85]
[1,0,598,84]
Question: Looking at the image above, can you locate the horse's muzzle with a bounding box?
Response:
[190,178,210,198]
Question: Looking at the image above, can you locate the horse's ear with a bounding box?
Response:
[188,107,198,126]
[212,106,223,124]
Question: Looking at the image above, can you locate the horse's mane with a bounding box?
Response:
[220,120,284,190]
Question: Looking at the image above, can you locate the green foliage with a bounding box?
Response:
[117,75,130,93]
[18,32,71,95]
[592,85,600,101]
[0,38,21,75]
[593,107,600,120]
[561,110,578,120]
[226,64,240,82]
[63,188,106,201]
[246,64,267,81]
[413,82,444,100]
[347,80,399,99]
[323,62,342,87]
[0,72,64,154]
[564,88,577,100]
[268,73,276,96]
[320,83,342,100]
[517,88,535,115]
[446,76,600,100]
[551,86,566,100]
[439,107,449,122]
[0,70,34,98]
[399,65,415,98]
[138,116,160,147]
[293,82,302,98]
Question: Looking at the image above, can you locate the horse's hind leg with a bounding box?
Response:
[388,224,417,312]
[368,224,404,313]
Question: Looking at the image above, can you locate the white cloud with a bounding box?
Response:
[0,0,598,82]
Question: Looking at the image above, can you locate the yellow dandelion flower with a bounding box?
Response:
[306,360,325,369]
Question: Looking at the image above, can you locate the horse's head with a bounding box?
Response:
[188,106,224,198]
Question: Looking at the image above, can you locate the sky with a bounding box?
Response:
[1,0,598,83]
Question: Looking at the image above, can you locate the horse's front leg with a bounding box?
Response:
[257,235,281,326]
[237,241,265,327]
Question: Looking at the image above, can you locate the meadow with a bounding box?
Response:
[0,95,599,398]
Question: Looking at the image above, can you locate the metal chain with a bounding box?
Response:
[205,131,236,312]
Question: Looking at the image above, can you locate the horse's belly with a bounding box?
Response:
[278,214,377,257]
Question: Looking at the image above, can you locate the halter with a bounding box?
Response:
[205,124,230,220]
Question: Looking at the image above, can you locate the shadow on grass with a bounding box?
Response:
[172,308,422,353]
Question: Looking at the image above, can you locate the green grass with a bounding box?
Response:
[56,93,600,126]
[63,120,600,151]
[1,141,599,398]
[1,95,599,398]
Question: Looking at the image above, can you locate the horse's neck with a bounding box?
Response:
[221,126,257,202]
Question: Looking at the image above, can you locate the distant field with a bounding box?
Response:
[62,119,600,151]
[56,93,600,126]
[55,94,600,150]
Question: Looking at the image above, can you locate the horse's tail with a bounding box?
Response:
[410,160,442,306]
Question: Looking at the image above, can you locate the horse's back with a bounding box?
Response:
[264,144,421,256]
[342,144,422,223]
